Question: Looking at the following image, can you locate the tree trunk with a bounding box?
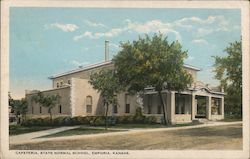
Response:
[105,102,108,130]
[158,90,167,125]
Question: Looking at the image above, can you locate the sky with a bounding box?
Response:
[10,7,241,99]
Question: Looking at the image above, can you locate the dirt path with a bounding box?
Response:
[9,121,242,145]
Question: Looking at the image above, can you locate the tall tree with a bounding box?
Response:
[113,33,193,125]
[213,40,242,117]
[9,93,28,124]
[89,69,123,130]
[32,92,61,123]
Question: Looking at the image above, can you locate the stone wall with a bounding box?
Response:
[26,86,71,117]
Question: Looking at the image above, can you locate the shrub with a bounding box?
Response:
[21,114,159,127]
[53,117,65,126]
[145,116,157,124]
[63,116,73,126]
[71,116,90,125]
[133,115,146,123]
[89,116,105,126]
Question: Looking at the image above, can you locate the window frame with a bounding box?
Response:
[86,96,93,113]
[125,94,130,113]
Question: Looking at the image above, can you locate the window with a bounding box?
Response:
[148,94,152,114]
[175,94,185,114]
[212,98,221,115]
[59,105,62,113]
[68,80,71,85]
[39,106,42,113]
[60,81,63,87]
[86,96,92,113]
[86,105,92,113]
[125,94,130,113]
[31,106,34,114]
[113,104,118,114]
[56,83,59,88]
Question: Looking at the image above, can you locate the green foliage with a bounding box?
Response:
[113,33,193,93]
[89,69,123,104]
[21,115,158,126]
[89,116,106,126]
[135,107,143,117]
[9,94,28,123]
[32,92,61,122]
[32,92,61,112]
[71,116,90,125]
[89,69,123,129]
[113,33,193,124]
[213,40,242,117]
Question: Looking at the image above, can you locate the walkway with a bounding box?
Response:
[9,121,242,145]
[9,126,79,145]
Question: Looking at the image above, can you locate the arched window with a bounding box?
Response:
[86,96,92,113]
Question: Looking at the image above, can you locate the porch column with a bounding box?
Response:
[170,91,175,124]
[191,94,196,120]
[221,96,224,118]
[206,96,212,120]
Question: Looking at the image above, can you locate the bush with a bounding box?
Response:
[21,114,159,127]
[89,116,106,126]
[21,117,51,126]
[72,116,90,125]
[145,116,157,124]
[115,115,130,124]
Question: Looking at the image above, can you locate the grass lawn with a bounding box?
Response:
[39,127,125,138]
[9,125,58,136]
[10,124,242,150]
[219,115,242,122]
[38,123,202,138]
[111,122,202,129]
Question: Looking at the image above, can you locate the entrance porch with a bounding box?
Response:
[143,88,224,124]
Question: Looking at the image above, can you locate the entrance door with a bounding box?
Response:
[195,96,206,118]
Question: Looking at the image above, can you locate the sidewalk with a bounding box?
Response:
[9,126,80,145]
[9,121,242,145]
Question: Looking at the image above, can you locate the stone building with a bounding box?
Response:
[25,42,224,124]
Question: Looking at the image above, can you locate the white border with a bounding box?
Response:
[1,1,249,159]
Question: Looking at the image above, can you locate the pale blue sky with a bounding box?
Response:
[10,8,241,99]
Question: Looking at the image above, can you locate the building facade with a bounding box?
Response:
[25,60,224,124]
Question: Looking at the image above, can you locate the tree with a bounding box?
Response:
[32,92,61,123]
[89,69,123,130]
[113,33,193,125]
[9,93,28,124]
[213,40,242,117]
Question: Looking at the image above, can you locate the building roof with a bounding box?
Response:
[48,60,201,79]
